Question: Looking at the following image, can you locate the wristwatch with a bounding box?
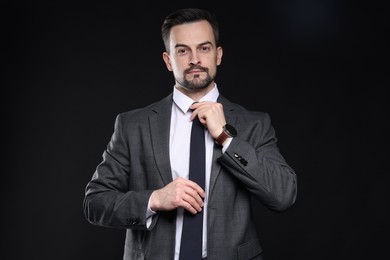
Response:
[215,124,237,146]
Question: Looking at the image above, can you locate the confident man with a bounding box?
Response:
[83,8,297,260]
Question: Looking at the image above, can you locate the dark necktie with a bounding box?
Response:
[179,114,205,260]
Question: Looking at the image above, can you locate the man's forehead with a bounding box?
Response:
[169,20,215,46]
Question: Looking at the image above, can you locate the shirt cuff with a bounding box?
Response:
[222,137,233,153]
[146,196,157,228]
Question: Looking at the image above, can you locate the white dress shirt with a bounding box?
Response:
[147,84,231,259]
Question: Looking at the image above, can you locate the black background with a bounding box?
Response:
[2,1,389,259]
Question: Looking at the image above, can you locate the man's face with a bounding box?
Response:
[163,20,222,92]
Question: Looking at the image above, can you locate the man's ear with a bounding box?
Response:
[162,52,173,71]
[217,46,223,66]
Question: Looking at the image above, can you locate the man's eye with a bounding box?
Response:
[200,46,210,52]
[178,49,187,54]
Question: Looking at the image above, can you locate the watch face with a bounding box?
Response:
[225,124,237,137]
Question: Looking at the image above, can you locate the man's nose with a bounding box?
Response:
[189,52,200,65]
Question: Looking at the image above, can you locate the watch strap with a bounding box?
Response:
[216,129,229,146]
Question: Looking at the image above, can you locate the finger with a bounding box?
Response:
[184,187,204,208]
[190,110,198,121]
[189,101,210,115]
[189,101,204,110]
[190,110,208,127]
[184,179,206,198]
[173,178,205,200]
[181,200,198,214]
[182,193,203,213]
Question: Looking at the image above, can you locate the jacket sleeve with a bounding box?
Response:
[217,112,297,212]
[83,113,154,230]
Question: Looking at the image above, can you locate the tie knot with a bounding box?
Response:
[189,101,199,112]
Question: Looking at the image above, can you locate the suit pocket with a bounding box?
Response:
[237,238,263,260]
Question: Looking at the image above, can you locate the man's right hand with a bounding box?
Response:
[149,177,205,214]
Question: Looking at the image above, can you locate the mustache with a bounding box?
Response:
[184,66,208,74]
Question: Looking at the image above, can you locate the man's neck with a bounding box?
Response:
[175,83,215,101]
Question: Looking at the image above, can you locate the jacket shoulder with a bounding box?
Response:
[220,95,271,122]
[116,94,173,124]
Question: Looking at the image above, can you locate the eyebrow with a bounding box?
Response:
[174,41,214,49]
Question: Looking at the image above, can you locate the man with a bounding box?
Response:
[83,8,297,260]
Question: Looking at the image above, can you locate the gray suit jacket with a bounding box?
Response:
[83,93,297,260]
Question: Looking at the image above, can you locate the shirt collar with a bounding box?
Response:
[173,83,219,113]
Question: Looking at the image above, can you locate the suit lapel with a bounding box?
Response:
[209,144,222,193]
[209,95,237,193]
[148,94,237,192]
[149,94,174,185]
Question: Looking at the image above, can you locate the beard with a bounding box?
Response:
[176,66,215,92]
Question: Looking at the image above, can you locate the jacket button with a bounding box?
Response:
[234,153,248,166]
[126,218,139,226]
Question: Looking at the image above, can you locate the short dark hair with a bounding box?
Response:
[161,8,220,53]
